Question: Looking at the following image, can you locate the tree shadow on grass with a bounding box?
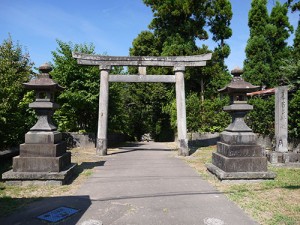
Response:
[281,185,300,190]
[69,160,106,184]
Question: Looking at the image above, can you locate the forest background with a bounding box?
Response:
[0,0,300,149]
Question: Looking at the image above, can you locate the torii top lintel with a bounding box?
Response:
[72,52,212,67]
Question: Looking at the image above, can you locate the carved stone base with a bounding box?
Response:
[2,163,77,186]
[12,152,71,173]
[207,130,275,180]
[212,152,268,172]
[96,138,107,156]
[206,163,276,180]
[268,151,300,164]
[178,139,189,156]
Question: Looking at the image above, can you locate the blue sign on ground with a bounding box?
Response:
[37,206,79,223]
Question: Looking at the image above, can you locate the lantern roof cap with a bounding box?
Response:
[23,63,64,91]
[219,67,260,94]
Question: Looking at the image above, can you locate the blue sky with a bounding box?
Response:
[0,0,299,71]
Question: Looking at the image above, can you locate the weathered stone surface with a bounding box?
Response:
[224,112,253,132]
[206,163,276,180]
[72,52,212,67]
[5,63,76,186]
[220,131,257,145]
[269,152,283,163]
[212,152,268,172]
[96,138,107,156]
[269,151,300,163]
[13,152,71,173]
[217,142,263,157]
[25,131,62,144]
[207,68,274,180]
[175,67,189,156]
[2,163,76,186]
[109,75,176,83]
[275,86,288,153]
[178,139,189,156]
[19,142,66,157]
[283,152,298,163]
[188,132,220,147]
[96,67,110,156]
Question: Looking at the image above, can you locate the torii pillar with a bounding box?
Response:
[174,66,188,156]
[97,65,111,155]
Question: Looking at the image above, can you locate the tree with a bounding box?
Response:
[289,90,300,139]
[130,31,160,57]
[287,0,300,12]
[0,35,33,149]
[144,0,208,43]
[51,40,132,138]
[294,20,300,58]
[207,0,233,65]
[268,1,293,86]
[269,2,293,55]
[243,0,273,87]
[126,0,233,138]
[51,40,100,133]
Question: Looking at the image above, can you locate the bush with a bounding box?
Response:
[289,90,300,139]
[246,96,275,137]
[165,93,230,133]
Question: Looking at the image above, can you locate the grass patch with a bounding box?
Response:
[184,146,300,225]
[0,147,103,217]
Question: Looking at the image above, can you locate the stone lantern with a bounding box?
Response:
[3,63,76,185]
[219,67,259,133]
[25,63,63,131]
[206,67,275,180]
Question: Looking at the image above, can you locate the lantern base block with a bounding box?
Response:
[207,131,276,180]
[206,163,276,181]
[2,163,77,186]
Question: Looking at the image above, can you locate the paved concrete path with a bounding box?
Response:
[0,142,258,225]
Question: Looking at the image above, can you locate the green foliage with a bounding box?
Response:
[129,31,160,56]
[0,35,34,149]
[143,0,208,41]
[51,40,100,132]
[287,0,300,12]
[246,96,275,137]
[207,0,232,65]
[125,0,233,139]
[294,20,300,59]
[244,0,294,88]
[244,0,273,87]
[207,0,232,44]
[244,35,272,86]
[161,34,198,56]
[268,1,293,86]
[248,0,269,37]
[123,82,175,141]
[108,82,132,136]
[165,93,230,133]
[197,96,231,133]
[51,40,131,135]
[269,2,293,53]
[278,57,300,90]
[289,90,300,138]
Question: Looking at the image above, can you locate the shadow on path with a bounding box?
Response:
[0,195,92,225]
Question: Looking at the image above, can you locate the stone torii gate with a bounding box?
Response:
[72,52,212,156]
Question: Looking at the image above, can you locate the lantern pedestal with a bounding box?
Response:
[206,67,275,180]
[2,63,76,185]
[207,131,276,180]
